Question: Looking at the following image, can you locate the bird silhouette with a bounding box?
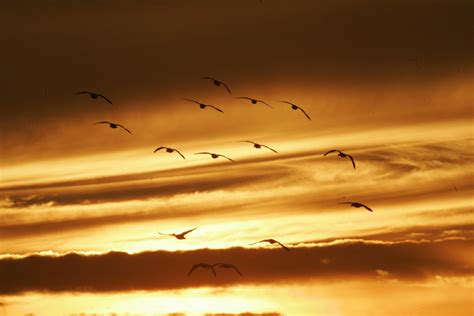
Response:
[94,121,132,134]
[159,227,197,239]
[188,263,217,277]
[240,141,277,153]
[339,202,373,212]
[250,238,290,251]
[182,98,223,113]
[235,97,272,108]
[75,91,112,104]
[212,263,243,276]
[201,77,231,94]
[154,146,186,159]
[324,150,356,169]
[195,152,235,162]
[279,101,311,120]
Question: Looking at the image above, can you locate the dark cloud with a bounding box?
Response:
[0,239,472,294]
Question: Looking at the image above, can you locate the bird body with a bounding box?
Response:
[154,146,186,159]
[76,91,112,104]
[324,149,356,169]
[159,227,197,240]
[201,77,232,94]
[279,101,311,120]
[195,152,235,162]
[339,202,373,212]
[250,238,290,251]
[94,121,132,134]
[240,141,277,153]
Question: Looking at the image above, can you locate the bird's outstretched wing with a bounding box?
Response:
[188,263,203,277]
[240,140,256,145]
[208,105,224,113]
[347,154,356,169]
[181,227,198,236]
[261,144,278,153]
[279,100,296,106]
[259,100,273,108]
[228,264,243,276]
[182,98,200,105]
[297,107,311,120]
[175,149,186,160]
[75,91,91,95]
[209,266,217,276]
[249,239,271,245]
[158,232,174,237]
[218,154,235,162]
[154,146,166,153]
[97,94,113,104]
[324,149,340,156]
[235,96,251,101]
[276,241,291,251]
[221,82,232,94]
[195,152,212,156]
[94,121,111,125]
[117,124,132,134]
[338,202,354,205]
[361,204,373,212]
[200,76,215,81]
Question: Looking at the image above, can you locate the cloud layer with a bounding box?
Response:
[1,238,472,294]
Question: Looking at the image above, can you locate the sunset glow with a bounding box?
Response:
[1,1,473,315]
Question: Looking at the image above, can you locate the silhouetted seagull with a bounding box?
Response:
[324,150,356,169]
[195,152,235,162]
[250,239,290,251]
[188,263,216,277]
[339,202,373,212]
[279,101,311,120]
[154,146,186,159]
[159,227,197,239]
[201,77,231,94]
[235,97,272,108]
[240,141,277,153]
[212,263,243,276]
[94,121,132,134]
[75,91,112,104]
[182,98,223,113]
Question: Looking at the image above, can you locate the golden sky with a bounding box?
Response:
[0,0,473,315]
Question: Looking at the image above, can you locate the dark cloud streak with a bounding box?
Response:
[0,239,472,294]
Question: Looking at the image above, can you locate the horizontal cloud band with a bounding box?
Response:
[1,239,472,294]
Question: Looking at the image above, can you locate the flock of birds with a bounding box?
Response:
[76,76,374,278]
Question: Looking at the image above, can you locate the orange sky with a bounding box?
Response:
[0,1,473,315]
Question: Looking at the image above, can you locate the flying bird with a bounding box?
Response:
[158,227,198,240]
[339,202,374,212]
[154,146,186,159]
[75,91,112,104]
[240,141,277,153]
[324,150,356,169]
[279,101,311,120]
[182,98,223,113]
[195,152,235,162]
[250,239,291,251]
[94,121,132,134]
[188,263,217,277]
[235,97,272,108]
[201,77,231,94]
[212,263,243,276]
